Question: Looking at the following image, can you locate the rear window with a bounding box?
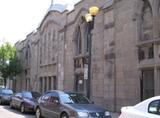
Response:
[2,89,13,95]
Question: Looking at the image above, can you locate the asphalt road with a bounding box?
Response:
[0,105,119,118]
[0,105,35,118]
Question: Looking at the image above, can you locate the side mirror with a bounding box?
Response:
[91,101,94,104]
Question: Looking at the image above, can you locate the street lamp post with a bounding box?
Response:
[85,6,99,99]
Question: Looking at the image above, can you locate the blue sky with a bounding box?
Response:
[0,0,80,45]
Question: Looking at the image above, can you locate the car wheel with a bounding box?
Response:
[20,103,25,113]
[61,113,69,118]
[36,107,42,118]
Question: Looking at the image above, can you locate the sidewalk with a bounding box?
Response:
[111,112,119,118]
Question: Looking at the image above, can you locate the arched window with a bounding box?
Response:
[26,48,28,59]
[141,0,153,41]
[84,23,89,53]
[26,44,31,59]
[75,26,82,55]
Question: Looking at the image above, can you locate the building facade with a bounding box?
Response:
[14,0,160,111]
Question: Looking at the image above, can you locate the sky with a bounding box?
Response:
[0,0,80,45]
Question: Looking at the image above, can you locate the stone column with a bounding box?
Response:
[154,43,160,95]
[42,77,45,93]
[39,77,43,93]
[45,77,49,91]
[51,76,54,90]
[154,67,160,95]
[27,78,28,91]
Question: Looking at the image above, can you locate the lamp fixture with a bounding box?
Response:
[84,6,99,23]
[89,6,99,16]
[85,13,93,22]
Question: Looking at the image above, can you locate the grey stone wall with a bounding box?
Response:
[15,0,160,112]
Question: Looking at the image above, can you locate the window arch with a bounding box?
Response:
[26,43,31,59]
[75,26,82,55]
[84,23,89,53]
[141,0,153,41]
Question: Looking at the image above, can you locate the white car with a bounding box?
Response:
[119,96,160,118]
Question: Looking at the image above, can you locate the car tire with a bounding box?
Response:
[20,103,25,113]
[36,107,43,118]
[61,113,69,118]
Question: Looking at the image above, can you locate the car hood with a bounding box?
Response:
[68,104,106,112]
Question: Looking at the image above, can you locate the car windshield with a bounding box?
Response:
[23,92,41,99]
[60,93,90,104]
[2,89,13,95]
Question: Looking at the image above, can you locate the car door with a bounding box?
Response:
[47,92,61,118]
[12,93,22,108]
[39,93,51,118]
[17,93,23,108]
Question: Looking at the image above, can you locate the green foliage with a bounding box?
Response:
[0,42,16,63]
[0,63,9,79]
[8,57,22,76]
[0,42,22,86]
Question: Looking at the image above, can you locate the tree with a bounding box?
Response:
[0,42,22,87]
[8,57,22,76]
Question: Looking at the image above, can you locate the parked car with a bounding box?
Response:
[0,88,13,105]
[36,90,111,118]
[119,96,160,118]
[10,91,41,113]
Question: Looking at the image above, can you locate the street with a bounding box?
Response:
[0,105,35,118]
[0,105,119,118]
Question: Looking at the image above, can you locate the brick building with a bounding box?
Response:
[13,0,160,111]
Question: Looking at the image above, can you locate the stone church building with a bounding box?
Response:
[12,0,160,111]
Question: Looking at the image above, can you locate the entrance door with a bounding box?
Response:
[141,69,154,100]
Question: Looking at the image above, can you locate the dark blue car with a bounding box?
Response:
[0,88,13,105]
[10,91,41,113]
